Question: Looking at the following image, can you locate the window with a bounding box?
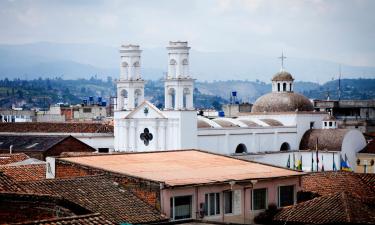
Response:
[170,195,192,220]
[224,191,233,214]
[98,148,109,153]
[283,83,286,91]
[329,122,332,127]
[253,188,267,210]
[204,193,220,216]
[280,142,290,151]
[324,122,327,126]
[278,185,294,207]
[235,143,247,153]
[310,122,314,129]
[83,108,92,113]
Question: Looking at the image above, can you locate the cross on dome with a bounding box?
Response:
[278,52,287,71]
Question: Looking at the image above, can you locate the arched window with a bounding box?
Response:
[280,142,290,151]
[182,59,189,76]
[277,83,280,92]
[134,89,142,107]
[169,59,177,77]
[121,89,128,109]
[283,83,287,92]
[183,88,190,109]
[121,62,128,78]
[168,88,176,109]
[289,83,292,92]
[121,89,128,98]
[235,143,247,154]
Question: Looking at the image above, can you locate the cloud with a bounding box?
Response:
[0,0,374,67]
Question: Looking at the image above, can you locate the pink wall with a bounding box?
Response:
[161,176,301,224]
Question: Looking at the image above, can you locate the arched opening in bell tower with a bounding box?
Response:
[169,59,177,78]
[121,89,128,109]
[168,88,176,109]
[134,89,142,107]
[183,88,190,109]
[283,83,287,92]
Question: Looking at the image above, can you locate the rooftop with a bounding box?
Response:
[274,192,375,225]
[359,139,375,154]
[0,153,29,165]
[59,150,303,187]
[21,175,166,224]
[0,122,113,134]
[0,135,70,152]
[301,171,375,201]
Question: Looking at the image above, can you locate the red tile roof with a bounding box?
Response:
[359,139,375,154]
[0,164,46,182]
[0,153,29,165]
[0,122,113,133]
[21,175,167,224]
[0,172,25,192]
[274,192,375,224]
[15,213,114,225]
[301,171,375,201]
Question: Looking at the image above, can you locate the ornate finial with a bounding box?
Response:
[278,52,287,71]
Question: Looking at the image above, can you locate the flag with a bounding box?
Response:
[297,155,303,170]
[321,155,324,171]
[287,154,291,168]
[311,151,314,172]
[333,152,337,171]
[293,153,296,170]
[341,154,352,171]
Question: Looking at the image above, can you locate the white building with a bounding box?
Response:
[114,42,196,152]
[113,43,366,171]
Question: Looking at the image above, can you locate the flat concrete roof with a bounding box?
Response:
[60,150,302,187]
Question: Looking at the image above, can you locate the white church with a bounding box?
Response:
[114,41,366,172]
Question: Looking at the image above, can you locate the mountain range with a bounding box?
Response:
[0,42,374,82]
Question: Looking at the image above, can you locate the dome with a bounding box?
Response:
[252,92,314,113]
[272,71,294,81]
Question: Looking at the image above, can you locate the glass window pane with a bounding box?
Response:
[279,186,294,207]
[253,188,267,210]
[209,193,215,215]
[204,194,208,216]
[216,193,220,214]
[174,196,192,220]
[224,191,233,214]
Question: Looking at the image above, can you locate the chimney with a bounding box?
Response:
[9,145,13,154]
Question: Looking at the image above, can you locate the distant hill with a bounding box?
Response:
[0,42,375,82]
[0,77,373,110]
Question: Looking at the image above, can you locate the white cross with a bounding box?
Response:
[279,52,287,70]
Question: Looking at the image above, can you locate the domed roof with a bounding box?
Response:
[272,70,294,81]
[252,92,314,113]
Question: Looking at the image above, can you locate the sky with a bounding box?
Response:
[0,0,375,67]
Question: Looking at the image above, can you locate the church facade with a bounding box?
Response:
[113,41,366,171]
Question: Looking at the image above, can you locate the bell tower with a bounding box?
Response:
[164,41,194,110]
[116,44,145,111]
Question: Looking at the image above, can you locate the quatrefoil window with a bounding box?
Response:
[140,128,153,146]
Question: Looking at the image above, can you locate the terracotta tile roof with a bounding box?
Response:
[15,213,114,225]
[60,150,303,187]
[0,122,113,133]
[359,139,375,154]
[0,135,69,152]
[0,172,25,192]
[21,175,167,224]
[301,171,375,201]
[299,129,350,151]
[0,164,46,182]
[274,192,375,224]
[0,153,29,165]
